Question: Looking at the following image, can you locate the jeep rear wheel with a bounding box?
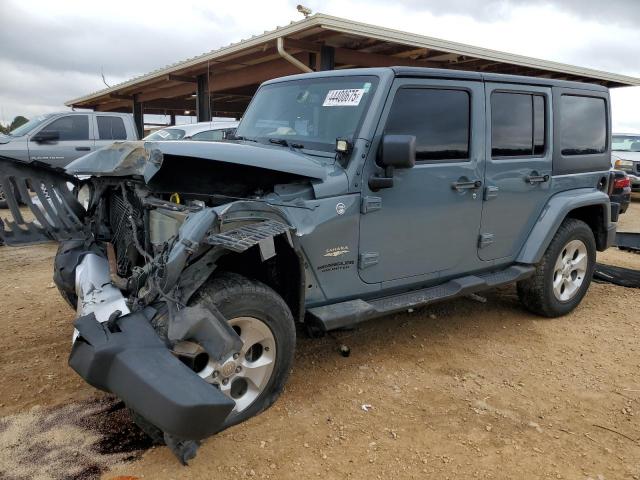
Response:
[517,218,596,317]
[188,272,296,430]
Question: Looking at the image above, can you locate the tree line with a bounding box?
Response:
[0,116,29,135]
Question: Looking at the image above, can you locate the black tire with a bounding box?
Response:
[190,272,296,430]
[517,218,596,317]
[0,185,7,209]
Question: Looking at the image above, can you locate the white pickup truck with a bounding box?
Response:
[0,111,138,207]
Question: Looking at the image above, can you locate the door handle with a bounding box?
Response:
[452,179,482,190]
[525,174,549,185]
[75,146,91,151]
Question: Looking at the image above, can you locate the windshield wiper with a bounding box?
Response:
[269,138,304,149]
[233,135,257,142]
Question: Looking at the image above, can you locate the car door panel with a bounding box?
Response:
[358,79,486,285]
[479,84,553,261]
[28,114,95,168]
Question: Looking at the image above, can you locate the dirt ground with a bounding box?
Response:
[1,197,639,480]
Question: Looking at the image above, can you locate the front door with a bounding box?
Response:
[479,83,553,261]
[359,79,486,285]
[28,114,95,168]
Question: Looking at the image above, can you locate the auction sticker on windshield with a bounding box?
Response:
[323,89,365,107]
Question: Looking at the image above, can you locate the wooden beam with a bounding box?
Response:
[166,74,198,83]
[96,100,131,111]
[333,47,438,68]
[109,93,133,100]
[209,57,305,92]
[138,82,197,102]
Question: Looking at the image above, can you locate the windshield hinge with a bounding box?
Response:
[359,252,379,269]
[361,196,382,214]
[478,233,495,249]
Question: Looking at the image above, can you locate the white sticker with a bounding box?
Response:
[323,89,365,107]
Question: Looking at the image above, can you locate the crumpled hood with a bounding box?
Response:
[66,140,328,181]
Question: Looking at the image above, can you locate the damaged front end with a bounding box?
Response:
[0,144,306,463]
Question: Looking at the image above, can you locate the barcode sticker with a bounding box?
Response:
[323,89,365,107]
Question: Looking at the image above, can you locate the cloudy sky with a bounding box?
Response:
[0,0,639,131]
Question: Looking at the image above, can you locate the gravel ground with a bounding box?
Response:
[0,195,638,480]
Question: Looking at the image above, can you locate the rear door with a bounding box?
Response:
[28,114,95,167]
[358,78,486,284]
[479,83,552,261]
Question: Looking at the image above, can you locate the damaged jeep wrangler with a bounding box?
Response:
[0,67,617,463]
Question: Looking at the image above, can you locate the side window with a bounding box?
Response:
[191,130,224,141]
[97,116,127,140]
[385,88,470,161]
[41,115,89,141]
[560,95,606,156]
[491,92,546,157]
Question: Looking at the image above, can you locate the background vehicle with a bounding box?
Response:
[0,111,138,207]
[611,133,640,191]
[608,170,632,214]
[0,67,616,463]
[144,121,239,142]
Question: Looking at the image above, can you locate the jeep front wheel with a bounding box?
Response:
[517,218,596,317]
[188,272,296,430]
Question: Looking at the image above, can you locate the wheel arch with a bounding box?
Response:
[517,188,612,264]
[213,235,306,323]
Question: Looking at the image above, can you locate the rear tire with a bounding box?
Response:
[517,218,596,317]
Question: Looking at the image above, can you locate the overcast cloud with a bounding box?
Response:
[0,0,638,131]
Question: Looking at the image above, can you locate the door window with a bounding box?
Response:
[491,92,546,157]
[97,116,127,140]
[40,115,89,141]
[191,129,225,141]
[560,95,607,156]
[385,88,470,161]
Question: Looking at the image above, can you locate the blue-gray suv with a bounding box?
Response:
[0,67,617,463]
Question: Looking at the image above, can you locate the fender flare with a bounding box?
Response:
[516,188,611,264]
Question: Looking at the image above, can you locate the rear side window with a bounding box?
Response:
[191,130,225,141]
[385,88,470,161]
[97,116,127,140]
[560,95,607,155]
[40,115,89,141]
[491,92,546,157]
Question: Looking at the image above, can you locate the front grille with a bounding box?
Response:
[109,189,144,276]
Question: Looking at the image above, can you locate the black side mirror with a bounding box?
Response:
[369,134,416,190]
[31,131,59,143]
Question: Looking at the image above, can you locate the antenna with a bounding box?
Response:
[101,67,111,88]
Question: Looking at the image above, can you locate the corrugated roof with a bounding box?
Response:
[66,13,640,107]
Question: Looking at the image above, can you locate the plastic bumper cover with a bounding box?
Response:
[69,308,235,440]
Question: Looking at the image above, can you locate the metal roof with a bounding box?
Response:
[66,13,640,110]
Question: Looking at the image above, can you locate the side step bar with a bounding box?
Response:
[307,265,535,331]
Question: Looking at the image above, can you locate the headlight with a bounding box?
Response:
[614,159,633,169]
[76,183,92,210]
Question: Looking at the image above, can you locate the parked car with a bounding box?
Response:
[0,67,617,463]
[144,121,239,142]
[0,111,138,207]
[608,170,632,214]
[611,133,640,191]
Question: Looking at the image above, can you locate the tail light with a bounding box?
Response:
[614,177,631,189]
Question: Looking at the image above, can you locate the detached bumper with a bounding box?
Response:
[69,309,234,440]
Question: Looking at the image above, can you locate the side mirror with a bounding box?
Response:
[31,131,59,143]
[369,134,416,190]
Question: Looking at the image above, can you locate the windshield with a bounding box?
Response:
[9,114,55,137]
[612,135,640,152]
[235,75,379,152]
[145,128,186,141]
